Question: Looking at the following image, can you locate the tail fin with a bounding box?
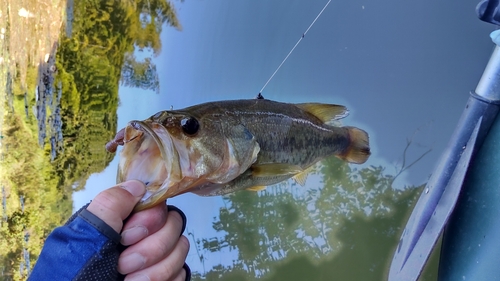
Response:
[338,127,371,164]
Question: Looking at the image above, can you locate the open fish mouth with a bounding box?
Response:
[107,120,182,211]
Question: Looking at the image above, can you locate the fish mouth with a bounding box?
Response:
[116,120,182,211]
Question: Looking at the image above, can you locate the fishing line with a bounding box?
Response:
[258,0,332,95]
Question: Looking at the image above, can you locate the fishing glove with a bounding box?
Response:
[28,204,190,281]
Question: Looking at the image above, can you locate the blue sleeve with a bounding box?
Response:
[28,205,125,281]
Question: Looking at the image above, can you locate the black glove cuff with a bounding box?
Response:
[183,263,192,281]
[79,208,122,243]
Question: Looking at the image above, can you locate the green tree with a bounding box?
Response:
[131,0,181,54]
[120,54,160,93]
[52,0,180,192]
[0,0,180,279]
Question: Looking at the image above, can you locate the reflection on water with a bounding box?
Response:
[188,159,423,280]
[65,0,74,37]
[34,50,64,160]
[0,0,491,280]
[2,185,7,221]
[15,196,30,278]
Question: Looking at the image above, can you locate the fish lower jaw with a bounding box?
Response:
[135,178,185,211]
[140,190,155,203]
[135,182,175,211]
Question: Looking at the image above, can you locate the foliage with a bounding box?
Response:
[0,113,67,281]
[131,0,181,54]
[51,0,180,192]
[0,0,180,279]
[120,54,160,94]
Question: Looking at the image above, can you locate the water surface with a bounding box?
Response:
[0,0,495,280]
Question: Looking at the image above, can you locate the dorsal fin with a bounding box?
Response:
[295,103,349,124]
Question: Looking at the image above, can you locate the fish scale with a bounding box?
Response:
[177,99,350,165]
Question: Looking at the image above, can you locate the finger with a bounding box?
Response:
[86,180,146,233]
[181,263,191,281]
[167,205,187,237]
[121,202,169,246]
[124,236,190,281]
[121,204,187,246]
[169,265,188,281]
[118,210,185,274]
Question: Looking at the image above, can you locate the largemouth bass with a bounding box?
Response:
[106,99,370,211]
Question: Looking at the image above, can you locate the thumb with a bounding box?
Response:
[86,180,146,233]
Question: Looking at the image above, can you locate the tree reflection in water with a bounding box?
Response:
[191,157,422,280]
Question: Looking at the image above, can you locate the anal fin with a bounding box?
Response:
[292,165,314,186]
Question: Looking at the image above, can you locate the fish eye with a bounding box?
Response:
[180,117,199,136]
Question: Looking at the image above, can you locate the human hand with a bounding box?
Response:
[87,180,190,281]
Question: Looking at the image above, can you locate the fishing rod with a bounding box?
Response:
[258,0,332,95]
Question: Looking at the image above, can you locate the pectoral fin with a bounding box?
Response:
[251,163,303,177]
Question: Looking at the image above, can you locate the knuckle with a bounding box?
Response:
[87,188,129,232]
[157,239,171,257]
[179,235,190,252]
[126,205,167,235]
[146,204,169,227]
[177,269,187,281]
[96,190,121,208]
[168,211,184,230]
[158,262,175,280]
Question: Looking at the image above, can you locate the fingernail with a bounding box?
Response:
[120,180,145,197]
[121,225,148,246]
[127,274,150,281]
[118,252,145,274]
